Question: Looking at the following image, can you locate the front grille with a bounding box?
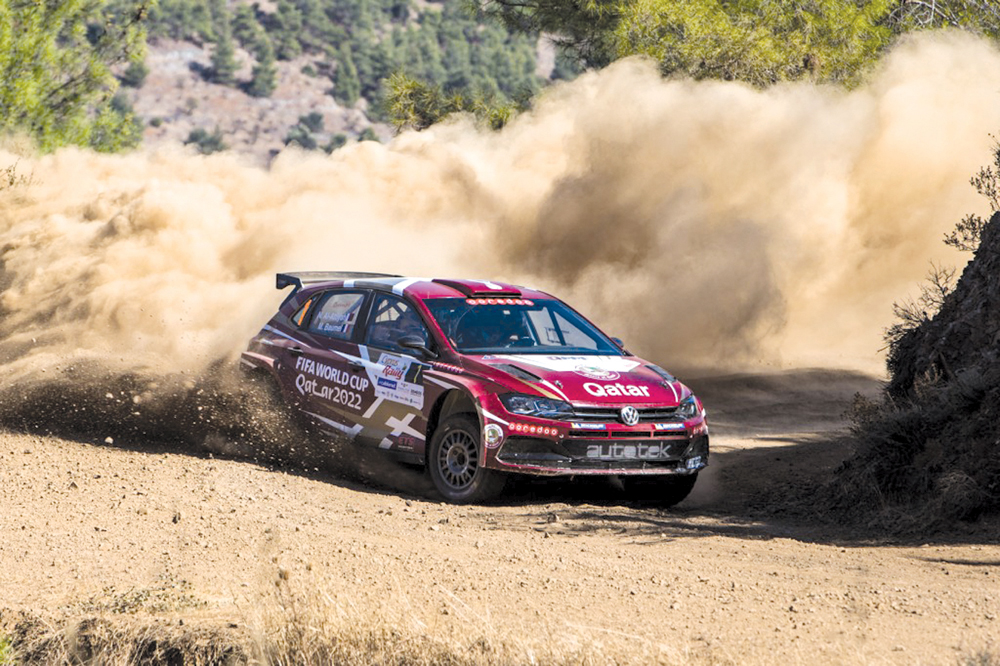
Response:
[570,405,680,423]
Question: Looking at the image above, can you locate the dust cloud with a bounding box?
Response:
[3,31,1000,399]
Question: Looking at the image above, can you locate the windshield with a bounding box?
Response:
[425,298,622,355]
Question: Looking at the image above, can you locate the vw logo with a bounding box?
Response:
[620,406,640,426]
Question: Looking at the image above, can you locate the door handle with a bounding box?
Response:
[289,347,303,357]
[348,360,365,372]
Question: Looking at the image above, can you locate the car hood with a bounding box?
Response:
[470,354,690,406]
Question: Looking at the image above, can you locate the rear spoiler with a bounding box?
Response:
[276,271,401,305]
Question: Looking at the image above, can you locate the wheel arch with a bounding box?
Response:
[425,389,480,462]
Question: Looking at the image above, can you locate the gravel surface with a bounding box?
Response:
[2,370,998,664]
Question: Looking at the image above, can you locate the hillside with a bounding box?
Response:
[124,38,382,164]
[119,0,563,163]
[830,212,1000,530]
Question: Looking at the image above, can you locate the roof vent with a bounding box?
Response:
[432,279,521,298]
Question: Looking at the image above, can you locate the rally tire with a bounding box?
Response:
[622,473,698,508]
[428,414,506,504]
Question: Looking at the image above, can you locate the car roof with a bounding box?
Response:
[282,273,554,302]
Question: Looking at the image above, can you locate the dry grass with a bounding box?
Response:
[2,573,693,666]
[962,646,1000,666]
[822,369,1000,534]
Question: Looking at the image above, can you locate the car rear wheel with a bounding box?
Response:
[622,473,698,507]
[428,414,506,503]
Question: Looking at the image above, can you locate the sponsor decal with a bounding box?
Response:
[586,443,677,460]
[381,356,406,380]
[654,423,687,431]
[465,298,533,306]
[571,422,607,430]
[575,366,620,381]
[295,373,363,410]
[510,423,558,436]
[686,456,704,470]
[431,361,464,374]
[366,354,425,409]
[295,356,371,392]
[396,434,418,451]
[498,355,641,375]
[583,382,651,398]
[484,424,504,448]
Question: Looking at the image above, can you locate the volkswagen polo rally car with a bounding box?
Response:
[241,272,709,504]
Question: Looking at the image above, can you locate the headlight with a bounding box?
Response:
[677,395,699,420]
[500,394,574,419]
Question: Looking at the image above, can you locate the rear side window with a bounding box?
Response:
[307,292,365,340]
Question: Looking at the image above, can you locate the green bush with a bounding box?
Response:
[0,0,149,152]
[120,58,150,87]
[184,127,227,154]
[285,124,318,150]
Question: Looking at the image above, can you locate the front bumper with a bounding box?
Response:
[495,433,708,475]
[479,393,710,476]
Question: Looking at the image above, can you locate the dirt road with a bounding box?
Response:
[2,369,998,664]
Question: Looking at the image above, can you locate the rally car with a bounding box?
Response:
[241,272,709,504]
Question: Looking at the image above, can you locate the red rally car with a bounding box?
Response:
[241,273,709,504]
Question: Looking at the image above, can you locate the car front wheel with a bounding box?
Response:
[428,414,506,503]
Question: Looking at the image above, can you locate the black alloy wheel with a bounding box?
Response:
[428,414,506,503]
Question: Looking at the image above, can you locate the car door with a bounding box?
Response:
[353,293,433,455]
[276,289,373,440]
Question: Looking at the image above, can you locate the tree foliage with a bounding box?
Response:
[0,0,150,152]
[184,126,227,154]
[614,0,894,85]
[944,140,1000,252]
[474,0,1000,87]
[385,71,518,132]
[208,11,238,85]
[886,0,1000,36]
[247,35,278,97]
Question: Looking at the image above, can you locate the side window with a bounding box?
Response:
[307,291,365,340]
[291,298,316,328]
[365,294,430,353]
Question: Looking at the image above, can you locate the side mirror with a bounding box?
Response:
[398,335,438,359]
[611,337,632,355]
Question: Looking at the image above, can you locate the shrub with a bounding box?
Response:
[184,127,227,154]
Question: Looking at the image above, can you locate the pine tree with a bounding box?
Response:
[209,11,238,85]
[0,0,150,152]
[248,36,277,97]
[333,44,362,105]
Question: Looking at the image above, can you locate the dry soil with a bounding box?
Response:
[2,369,999,664]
